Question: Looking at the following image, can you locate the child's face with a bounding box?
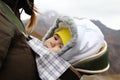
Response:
[44,34,63,53]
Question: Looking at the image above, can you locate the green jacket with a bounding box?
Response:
[0,1,40,80]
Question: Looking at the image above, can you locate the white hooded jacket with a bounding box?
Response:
[42,16,105,64]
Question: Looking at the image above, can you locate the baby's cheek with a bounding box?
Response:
[52,48,60,54]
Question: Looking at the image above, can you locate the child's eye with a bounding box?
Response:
[59,45,63,49]
[54,36,57,40]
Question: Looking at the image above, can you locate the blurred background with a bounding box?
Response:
[22,0,120,30]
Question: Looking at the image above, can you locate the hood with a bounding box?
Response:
[42,16,104,64]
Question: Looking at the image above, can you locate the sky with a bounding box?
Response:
[22,0,120,30]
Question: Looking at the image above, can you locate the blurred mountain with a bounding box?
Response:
[23,10,59,36]
[91,20,120,75]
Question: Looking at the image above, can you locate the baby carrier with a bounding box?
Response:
[42,16,109,74]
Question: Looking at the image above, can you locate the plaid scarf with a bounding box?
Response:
[27,36,70,80]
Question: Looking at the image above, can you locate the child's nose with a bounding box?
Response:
[50,42,55,47]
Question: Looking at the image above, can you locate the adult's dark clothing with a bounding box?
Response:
[0,1,40,80]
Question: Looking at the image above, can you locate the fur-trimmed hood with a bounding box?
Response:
[42,16,104,64]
